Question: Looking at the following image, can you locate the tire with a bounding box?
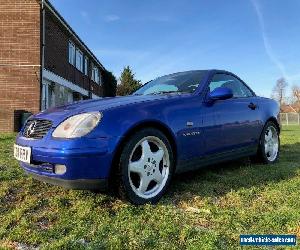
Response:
[254,121,280,164]
[116,128,174,205]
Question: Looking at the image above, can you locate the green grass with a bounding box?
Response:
[0,126,300,249]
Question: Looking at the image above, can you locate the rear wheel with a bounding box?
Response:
[254,121,280,164]
[116,128,174,204]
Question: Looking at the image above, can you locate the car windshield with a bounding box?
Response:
[133,70,207,95]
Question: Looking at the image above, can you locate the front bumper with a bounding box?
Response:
[16,133,122,190]
[27,171,107,190]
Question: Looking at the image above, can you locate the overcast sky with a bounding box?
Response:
[50,0,300,97]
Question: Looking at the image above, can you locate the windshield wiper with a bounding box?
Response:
[150,90,183,95]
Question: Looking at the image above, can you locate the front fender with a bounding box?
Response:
[257,97,280,129]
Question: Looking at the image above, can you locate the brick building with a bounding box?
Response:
[0,0,110,132]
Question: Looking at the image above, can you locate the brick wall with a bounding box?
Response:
[0,0,41,132]
[44,8,103,97]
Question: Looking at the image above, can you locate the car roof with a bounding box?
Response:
[165,69,235,75]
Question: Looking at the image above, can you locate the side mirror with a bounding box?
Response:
[208,87,233,101]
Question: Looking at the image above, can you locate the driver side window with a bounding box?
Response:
[209,74,253,98]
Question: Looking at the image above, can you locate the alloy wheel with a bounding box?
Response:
[128,136,170,199]
[264,125,279,162]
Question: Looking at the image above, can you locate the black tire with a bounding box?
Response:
[253,121,280,164]
[116,128,174,205]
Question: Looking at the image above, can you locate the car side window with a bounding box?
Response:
[209,74,253,98]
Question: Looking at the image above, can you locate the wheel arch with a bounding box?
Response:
[266,116,281,134]
[108,120,178,180]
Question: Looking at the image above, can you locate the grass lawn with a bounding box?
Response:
[0,126,300,249]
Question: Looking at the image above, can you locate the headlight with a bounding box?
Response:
[52,112,102,138]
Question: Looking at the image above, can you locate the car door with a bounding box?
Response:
[204,73,262,154]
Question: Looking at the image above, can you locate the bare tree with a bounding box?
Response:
[292,85,300,103]
[271,78,288,110]
[291,85,300,112]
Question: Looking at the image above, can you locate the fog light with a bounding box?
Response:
[54,164,67,175]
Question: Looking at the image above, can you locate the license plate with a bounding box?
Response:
[14,144,31,164]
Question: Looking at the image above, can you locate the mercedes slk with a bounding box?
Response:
[14,70,280,204]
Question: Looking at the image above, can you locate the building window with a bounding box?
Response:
[84,56,88,76]
[92,65,100,84]
[76,48,83,72]
[99,71,102,85]
[95,68,99,84]
[68,41,75,65]
[42,81,75,110]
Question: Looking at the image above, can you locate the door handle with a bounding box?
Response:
[248,102,257,110]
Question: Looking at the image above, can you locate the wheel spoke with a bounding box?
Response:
[272,137,278,145]
[265,144,271,155]
[138,176,151,193]
[141,140,152,160]
[153,148,164,164]
[153,170,163,184]
[129,160,144,174]
[265,129,273,142]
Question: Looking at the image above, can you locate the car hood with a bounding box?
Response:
[33,95,172,127]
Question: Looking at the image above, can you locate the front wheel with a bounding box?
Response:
[116,128,174,205]
[254,121,280,164]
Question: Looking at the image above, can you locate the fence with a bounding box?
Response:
[280,113,300,125]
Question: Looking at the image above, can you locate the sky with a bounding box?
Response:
[49,0,300,97]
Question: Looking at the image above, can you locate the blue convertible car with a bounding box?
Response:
[14,70,280,204]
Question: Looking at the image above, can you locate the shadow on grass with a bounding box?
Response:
[2,138,299,208]
[164,142,300,204]
[42,142,300,207]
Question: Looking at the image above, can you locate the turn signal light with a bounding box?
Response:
[54,164,67,175]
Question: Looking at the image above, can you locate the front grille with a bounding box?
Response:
[23,119,52,139]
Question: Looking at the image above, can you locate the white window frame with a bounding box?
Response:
[99,70,102,85]
[68,41,75,65]
[75,48,83,72]
[95,67,99,84]
[91,63,95,81]
[92,65,100,84]
[84,56,88,76]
